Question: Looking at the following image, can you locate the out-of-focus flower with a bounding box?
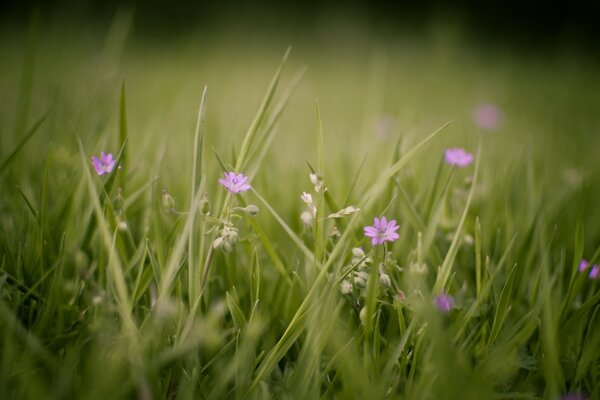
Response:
[300,211,313,226]
[590,265,600,280]
[364,216,400,246]
[219,172,251,193]
[473,103,502,131]
[444,148,474,167]
[435,293,454,313]
[309,173,325,193]
[579,259,599,280]
[91,152,117,175]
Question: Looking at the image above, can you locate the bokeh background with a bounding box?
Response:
[2,0,600,234]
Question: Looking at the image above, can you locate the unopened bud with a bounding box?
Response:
[200,192,210,215]
[340,280,353,295]
[243,205,260,216]
[162,189,175,212]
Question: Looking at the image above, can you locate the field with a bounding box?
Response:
[1,14,600,399]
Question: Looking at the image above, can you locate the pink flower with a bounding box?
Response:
[219,172,251,193]
[590,265,600,280]
[473,103,502,130]
[579,259,589,272]
[435,294,454,313]
[91,152,117,176]
[444,148,474,167]
[364,216,399,246]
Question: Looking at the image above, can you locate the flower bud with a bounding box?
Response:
[353,271,369,288]
[340,280,353,295]
[162,189,175,212]
[379,269,391,288]
[242,205,260,216]
[300,211,313,226]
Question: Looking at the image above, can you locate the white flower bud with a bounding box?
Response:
[352,247,366,259]
[243,205,260,216]
[379,270,391,288]
[300,211,313,226]
[300,192,313,205]
[340,280,353,295]
[353,271,369,288]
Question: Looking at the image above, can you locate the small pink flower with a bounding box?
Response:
[590,265,600,280]
[473,103,502,130]
[91,152,117,176]
[219,172,251,193]
[435,294,454,313]
[579,259,589,272]
[444,148,474,167]
[363,216,399,246]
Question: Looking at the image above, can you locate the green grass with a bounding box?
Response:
[1,17,600,399]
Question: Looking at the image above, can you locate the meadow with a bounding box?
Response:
[1,15,600,399]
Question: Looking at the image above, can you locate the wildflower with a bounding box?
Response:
[219,172,251,194]
[300,192,317,217]
[300,211,313,226]
[444,148,474,168]
[578,259,599,279]
[328,206,360,219]
[300,191,313,205]
[473,103,502,131]
[435,293,454,313]
[309,173,325,193]
[364,216,400,246]
[91,152,118,175]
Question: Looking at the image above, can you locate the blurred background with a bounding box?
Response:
[1,0,600,238]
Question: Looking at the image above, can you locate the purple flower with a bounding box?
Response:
[473,103,502,131]
[364,216,399,246]
[91,152,117,176]
[444,148,474,167]
[435,294,454,313]
[219,172,251,193]
[578,259,599,280]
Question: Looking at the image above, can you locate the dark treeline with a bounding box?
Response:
[2,0,600,50]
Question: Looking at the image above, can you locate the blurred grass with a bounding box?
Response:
[1,14,600,399]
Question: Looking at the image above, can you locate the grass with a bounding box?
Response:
[1,16,600,399]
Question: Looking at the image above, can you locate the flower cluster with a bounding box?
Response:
[339,247,392,297]
[300,191,317,226]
